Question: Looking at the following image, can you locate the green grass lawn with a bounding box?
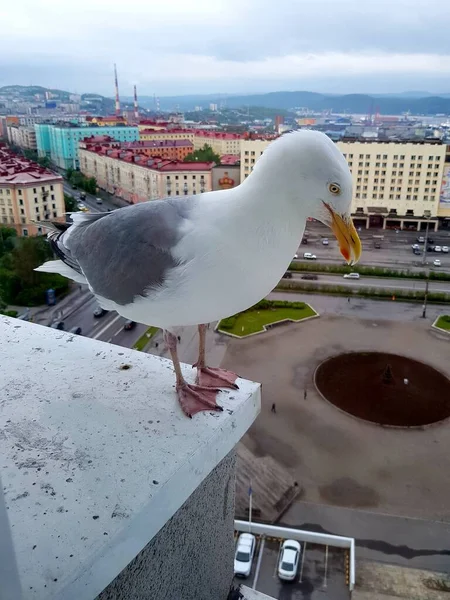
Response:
[133,326,159,351]
[218,301,317,337]
[435,316,450,332]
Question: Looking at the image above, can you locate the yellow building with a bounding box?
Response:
[79,146,213,204]
[240,136,447,231]
[0,147,65,236]
[337,140,445,231]
[139,129,242,157]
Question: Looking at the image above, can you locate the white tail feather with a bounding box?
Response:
[34,260,88,284]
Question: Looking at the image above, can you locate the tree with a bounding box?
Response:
[184,144,221,165]
[37,156,51,168]
[64,194,80,213]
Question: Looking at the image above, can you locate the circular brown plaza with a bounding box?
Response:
[315,352,450,427]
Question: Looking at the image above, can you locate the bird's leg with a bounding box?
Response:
[194,324,239,389]
[164,330,223,418]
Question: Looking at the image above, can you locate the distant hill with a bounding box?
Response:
[2,85,450,116]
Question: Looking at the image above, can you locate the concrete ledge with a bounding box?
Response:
[431,315,450,335]
[0,316,261,600]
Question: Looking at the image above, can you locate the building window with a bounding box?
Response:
[355,193,360,198]
[392,171,396,176]
[21,217,26,224]
[19,199,23,206]
[6,189,10,195]
[376,154,381,159]
[406,194,411,200]
[50,185,54,191]
[20,208,24,215]
[33,188,36,193]
[53,211,57,218]
[35,207,39,213]
[396,194,400,199]
[18,189,22,196]
[22,228,28,236]
[424,196,428,201]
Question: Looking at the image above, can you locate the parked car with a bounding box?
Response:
[278,539,301,581]
[123,320,136,330]
[301,237,308,245]
[434,246,442,252]
[301,274,318,280]
[428,238,435,245]
[413,248,421,255]
[77,202,86,209]
[93,307,108,318]
[71,184,77,190]
[282,272,293,279]
[234,533,256,578]
[433,259,442,267]
[50,321,65,330]
[427,246,435,253]
[293,254,299,259]
[343,272,360,279]
[416,236,425,243]
[79,191,86,200]
[69,326,82,335]
[303,252,317,260]
[442,246,449,253]
[411,244,420,250]
[374,242,381,249]
[322,238,329,245]
[96,197,103,205]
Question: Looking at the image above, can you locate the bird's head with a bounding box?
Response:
[255,130,362,265]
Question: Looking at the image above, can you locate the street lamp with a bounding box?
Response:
[421,214,431,318]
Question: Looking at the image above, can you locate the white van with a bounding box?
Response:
[343,272,360,279]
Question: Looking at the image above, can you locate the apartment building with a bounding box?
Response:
[337,139,446,231]
[139,129,242,157]
[79,145,213,204]
[0,146,65,236]
[240,136,447,230]
[7,125,37,150]
[35,123,139,170]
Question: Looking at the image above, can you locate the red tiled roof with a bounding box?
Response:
[219,154,240,165]
[81,146,213,172]
[0,148,63,185]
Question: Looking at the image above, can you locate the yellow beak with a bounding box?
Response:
[324,203,362,265]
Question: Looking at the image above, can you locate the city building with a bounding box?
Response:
[80,136,194,161]
[6,125,37,150]
[337,139,446,231]
[0,145,65,236]
[241,136,448,230]
[35,123,139,170]
[79,143,214,204]
[139,129,243,157]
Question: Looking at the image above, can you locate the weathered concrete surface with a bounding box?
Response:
[96,452,236,600]
[0,316,260,600]
[354,560,450,600]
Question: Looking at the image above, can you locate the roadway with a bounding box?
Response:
[289,272,450,294]
[62,182,128,214]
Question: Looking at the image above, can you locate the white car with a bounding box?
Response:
[322,238,329,245]
[433,259,442,267]
[411,244,420,250]
[442,246,449,253]
[278,539,301,581]
[303,252,317,260]
[434,246,442,252]
[234,533,256,578]
[293,254,299,259]
[343,272,360,279]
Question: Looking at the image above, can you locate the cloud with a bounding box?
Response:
[1,0,450,95]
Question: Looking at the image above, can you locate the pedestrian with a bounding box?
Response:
[271,403,276,413]
[155,342,159,348]
[304,389,307,400]
[177,335,181,342]
[347,297,350,303]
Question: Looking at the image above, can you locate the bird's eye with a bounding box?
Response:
[328,183,341,195]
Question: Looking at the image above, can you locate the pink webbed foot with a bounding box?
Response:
[177,382,223,418]
[195,366,239,390]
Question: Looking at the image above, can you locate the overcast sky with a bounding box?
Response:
[2,0,450,97]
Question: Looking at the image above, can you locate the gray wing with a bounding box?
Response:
[58,198,198,305]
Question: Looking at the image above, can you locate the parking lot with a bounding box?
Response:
[234,533,350,600]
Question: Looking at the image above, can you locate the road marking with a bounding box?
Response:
[273,540,282,578]
[252,536,265,590]
[299,541,307,583]
[92,314,122,340]
[112,325,125,338]
[323,545,328,588]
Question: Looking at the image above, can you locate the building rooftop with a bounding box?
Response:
[0,315,260,599]
[140,128,244,140]
[219,154,240,165]
[80,145,214,172]
[0,146,63,185]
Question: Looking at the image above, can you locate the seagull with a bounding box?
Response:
[36,130,361,417]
